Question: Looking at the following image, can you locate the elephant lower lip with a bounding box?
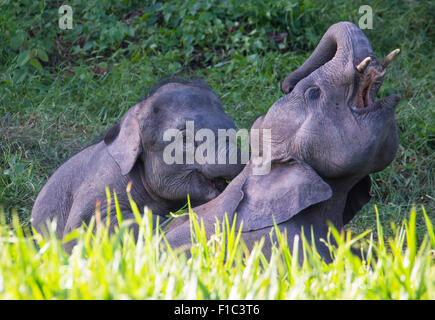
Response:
[351,95,396,114]
[351,101,376,113]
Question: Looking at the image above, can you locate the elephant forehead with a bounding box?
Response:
[152,98,225,126]
[152,85,222,112]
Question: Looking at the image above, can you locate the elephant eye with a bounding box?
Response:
[305,86,321,100]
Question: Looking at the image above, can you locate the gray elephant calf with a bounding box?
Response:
[31,79,243,245]
[165,22,401,262]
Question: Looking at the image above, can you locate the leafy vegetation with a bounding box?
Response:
[0,0,433,299]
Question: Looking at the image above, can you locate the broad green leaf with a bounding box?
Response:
[29,58,42,70]
[37,48,49,62]
[17,50,30,67]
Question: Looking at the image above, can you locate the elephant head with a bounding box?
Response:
[276,21,400,179]
[165,22,401,261]
[250,21,401,225]
[104,79,244,207]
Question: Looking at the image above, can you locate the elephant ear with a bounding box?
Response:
[342,175,371,225]
[235,161,332,232]
[104,110,142,175]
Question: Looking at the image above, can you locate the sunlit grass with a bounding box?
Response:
[0,191,433,300]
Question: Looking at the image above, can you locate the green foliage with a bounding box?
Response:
[0,0,329,75]
[0,197,434,299]
[3,1,432,79]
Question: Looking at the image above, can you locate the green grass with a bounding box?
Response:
[0,194,434,299]
[0,0,434,299]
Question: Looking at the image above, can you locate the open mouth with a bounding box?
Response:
[353,67,385,113]
[195,169,229,194]
[352,50,400,114]
[208,177,228,193]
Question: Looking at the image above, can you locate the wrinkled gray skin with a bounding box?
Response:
[31,79,243,251]
[165,22,401,262]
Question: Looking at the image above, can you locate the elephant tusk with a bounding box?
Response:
[356,57,372,73]
[381,49,400,68]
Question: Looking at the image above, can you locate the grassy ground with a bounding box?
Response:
[0,0,434,298]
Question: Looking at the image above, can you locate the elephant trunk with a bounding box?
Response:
[202,145,244,181]
[281,22,376,94]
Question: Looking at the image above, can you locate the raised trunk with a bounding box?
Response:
[281,22,376,93]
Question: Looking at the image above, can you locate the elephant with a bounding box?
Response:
[31,78,244,250]
[165,22,401,262]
